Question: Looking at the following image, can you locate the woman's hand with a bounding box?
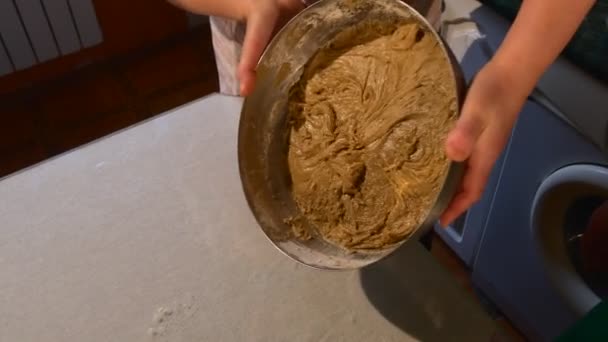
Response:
[439,0,595,226]
[439,62,524,226]
[169,0,304,95]
[237,0,304,96]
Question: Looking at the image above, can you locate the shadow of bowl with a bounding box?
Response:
[359,243,496,341]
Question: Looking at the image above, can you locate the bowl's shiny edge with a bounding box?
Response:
[238,0,398,271]
[237,4,364,270]
[237,11,308,269]
[412,34,468,238]
[237,0,467,269]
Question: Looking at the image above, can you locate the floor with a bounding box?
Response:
[0,21,524,341]
[429,234,526,341]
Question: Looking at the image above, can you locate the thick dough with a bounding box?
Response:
[287,20,457,250]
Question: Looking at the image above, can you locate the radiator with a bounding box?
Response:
[0,0,103,76]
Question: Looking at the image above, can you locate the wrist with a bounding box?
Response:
[470,60,530,120]
[483,58,537,103]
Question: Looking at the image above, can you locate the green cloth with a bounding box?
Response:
[481,0,608,83]
[556,301,608,341]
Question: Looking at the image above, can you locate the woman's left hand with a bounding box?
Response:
[440,61,525,226]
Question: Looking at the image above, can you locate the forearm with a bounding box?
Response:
[489,0,595,98]
[167,0,248,21]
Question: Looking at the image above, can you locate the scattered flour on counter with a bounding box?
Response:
[147,294,198,340]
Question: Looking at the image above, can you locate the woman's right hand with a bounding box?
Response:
[237,0,305,95]
[169,0,305,96]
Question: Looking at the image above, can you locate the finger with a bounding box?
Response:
[439,159,489,227]
[446,105,486,162]
[440,132,503,226]
[440,165,480,227]
[238,7,279,96]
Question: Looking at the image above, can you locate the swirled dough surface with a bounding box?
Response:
[287,20,457,250]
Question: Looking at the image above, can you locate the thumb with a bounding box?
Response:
[446,106,485,162]
[238,7,279,96]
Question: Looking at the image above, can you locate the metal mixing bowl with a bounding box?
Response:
[238,0,465,269]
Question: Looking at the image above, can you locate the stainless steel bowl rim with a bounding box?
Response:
[238,0,466,270]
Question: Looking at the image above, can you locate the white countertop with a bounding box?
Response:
[0,94,495,341]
